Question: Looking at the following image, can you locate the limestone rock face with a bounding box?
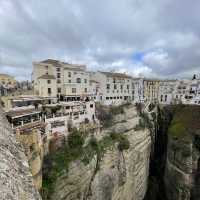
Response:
[0,106,41,200]
[51,106,151,200]
[165,136,200,200]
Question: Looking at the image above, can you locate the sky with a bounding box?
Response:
[0,0,200,80]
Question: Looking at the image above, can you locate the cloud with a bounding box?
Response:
[0,0,200,80]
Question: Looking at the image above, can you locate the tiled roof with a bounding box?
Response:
[100,71,132,79]
[38,74,56,79]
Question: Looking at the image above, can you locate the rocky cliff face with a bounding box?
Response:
[0,106,41,200]
[48,105,151,200]
[164,106,200,200]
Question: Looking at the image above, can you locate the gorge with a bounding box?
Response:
[1,104,200,200]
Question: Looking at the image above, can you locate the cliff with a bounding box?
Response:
[42,105,151,200]
[164,106,200,200]
[0,106,41,200]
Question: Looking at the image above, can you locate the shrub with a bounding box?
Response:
[110,105,124,115]
[89,137,99,151]
[168,122,187,138]
[67,130,84,149]
[118,135,130,151]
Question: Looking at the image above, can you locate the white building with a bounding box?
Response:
[32,59,91,101]
[174,79,200,105]
[132,78,145,103]
[91,71,133,105]
[158,80,176,105]
[6,100,96,137]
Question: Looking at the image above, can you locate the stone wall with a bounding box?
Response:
[0,106,41,200]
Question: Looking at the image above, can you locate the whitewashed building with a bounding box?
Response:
[132,78,145,103]
[91,71,133,105]
[158,80,176,105]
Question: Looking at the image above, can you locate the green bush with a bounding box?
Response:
[89,137,99,151]
[118,135,130,151]
[168,122,187,138]
[67,130,84,149]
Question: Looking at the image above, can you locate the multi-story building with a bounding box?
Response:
[132,78,145,103]
[32,59,90,101]
[91,71,133,105]
[0,74,17,96]
[158,80,176,105]
[143,79,160,103]
[174,79,200,105]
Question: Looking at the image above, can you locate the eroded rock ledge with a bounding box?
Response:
[0,106,41,200]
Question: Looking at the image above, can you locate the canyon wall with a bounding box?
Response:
[0,106,41,200]
[47,105,151,200]
[164,106,200,200]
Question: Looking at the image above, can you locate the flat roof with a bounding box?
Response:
[99,71,132,79]
[6,109,41,119]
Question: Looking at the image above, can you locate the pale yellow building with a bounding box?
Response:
[143,79,160,103]
[32,59,90,100]
[37,74,57,97]
[0,73,17,88]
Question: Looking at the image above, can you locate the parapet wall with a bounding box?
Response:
[0,105,41,200]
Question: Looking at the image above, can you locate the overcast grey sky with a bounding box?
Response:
[0,0,200,80]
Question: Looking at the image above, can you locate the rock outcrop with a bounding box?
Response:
[49,105,151,200]
[164,106,200,200]
[0,106,41,200]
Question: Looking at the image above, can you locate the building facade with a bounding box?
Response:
[33,59,90,100]
[143,79,160,103]
[0,74,17,96]
[158,80,176,105]
[91,71,133,105]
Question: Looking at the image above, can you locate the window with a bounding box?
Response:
[47,80,51,84]
[57,88,61,93]
[74,72,77,75]
[110,97,113,99]
[76,78,81,83]
[57,79,61,84]
[48,88,51,94]
[72,88,76,93]
[45,66,48,69]
[107,84,110,89]
[84,79,87,83]
[56,68,60,72]
[57,73,61,78]
[68,79,71,83]
[90,104,93,108]
[114,84,117,89]
[68,72,71,77]
[120,85,123,90]
[84,88,87,92]
[106,97,109,100]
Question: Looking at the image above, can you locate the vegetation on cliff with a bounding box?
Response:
[41,128,130,199]
[168,105,200,139]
